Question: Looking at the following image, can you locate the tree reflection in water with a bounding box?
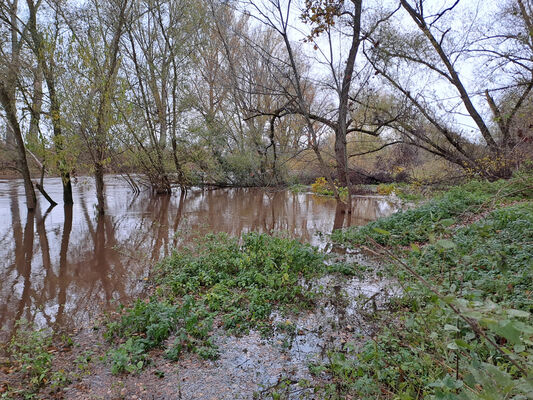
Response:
[0,176,400,339]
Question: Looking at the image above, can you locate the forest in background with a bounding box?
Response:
[1,0,533,215]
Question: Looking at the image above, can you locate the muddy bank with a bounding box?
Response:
[15,259,399,400]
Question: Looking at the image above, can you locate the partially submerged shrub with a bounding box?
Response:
[105,232,345,375]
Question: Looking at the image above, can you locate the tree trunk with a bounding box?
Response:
[62,172,73,204]
[334,0,362,214]
[95,162,105,216]
[27,66,43,150]
[0,84,37,211]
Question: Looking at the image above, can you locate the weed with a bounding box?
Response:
[155,232,329,333]
[4,320,73,398]
[288,183,308,193]
[332,174,533,247]
[377,183,397,196]
[315,174,533,399]
[311,177,348,199]
[105,297,216,374]
[105,232,344,374]
[8,320,53,390]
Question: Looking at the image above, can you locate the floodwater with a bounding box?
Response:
[0,175,399,341]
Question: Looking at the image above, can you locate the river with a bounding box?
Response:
[0,175,399,341]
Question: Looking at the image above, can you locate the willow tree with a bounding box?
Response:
[26,0,74,204]
[0,0,37,210]
[120,0,199,192]
[61,0,130,214]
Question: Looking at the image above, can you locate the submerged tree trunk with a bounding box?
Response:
[95,162,105,216]
[0,83,37,211]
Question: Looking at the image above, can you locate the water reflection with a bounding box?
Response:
[0,176,400,340]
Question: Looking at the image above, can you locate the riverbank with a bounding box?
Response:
[1,171,531,399]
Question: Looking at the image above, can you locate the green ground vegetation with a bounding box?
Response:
[6,172,532,398]
[313,171,533,399]
[104,232,351,375]
[2,321,73,399]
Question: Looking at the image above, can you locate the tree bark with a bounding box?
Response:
[95,162,105,215]
[0,83,37,211]
[26,0,74,204]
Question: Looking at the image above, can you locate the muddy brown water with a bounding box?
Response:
[0,175,399,342]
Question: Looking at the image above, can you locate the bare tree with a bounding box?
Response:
[119,0,198,192]
[365,0,533,178]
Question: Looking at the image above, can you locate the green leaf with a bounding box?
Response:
[439,218,456,227]
[454,339,470,349]
[447,341,459,350]
[507,309,530,319]
[494,322,522,344]
[513,344,525,353]
[444,324,459,332]
[372,228,390,236]
[436,239,456,250]
[410,243,421,254]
